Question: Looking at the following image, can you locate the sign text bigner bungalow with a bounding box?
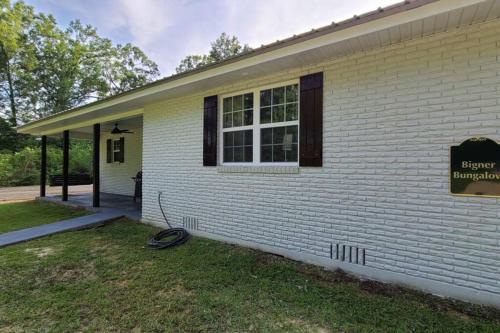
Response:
[453,161,500,181]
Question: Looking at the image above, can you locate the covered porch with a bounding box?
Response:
[27,114,144,220]
[40,192,141,221]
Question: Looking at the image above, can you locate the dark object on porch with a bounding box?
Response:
[49,174,92,186]
[132,171,142,202]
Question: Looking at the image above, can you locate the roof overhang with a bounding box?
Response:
[17,0,499,136]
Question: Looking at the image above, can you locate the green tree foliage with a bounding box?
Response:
[0,140,92,187]
[0,116,35,153]
[176,33,250,73]
[0,0,161,125]
[0,1,161,186]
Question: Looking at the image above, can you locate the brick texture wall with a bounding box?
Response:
[142,19,500,306]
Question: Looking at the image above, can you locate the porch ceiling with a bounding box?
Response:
[62,116,143,139]
[17,0,500,137]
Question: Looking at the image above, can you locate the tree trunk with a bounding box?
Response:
[5,60,17,127]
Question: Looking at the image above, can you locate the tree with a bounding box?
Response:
[0,0,34,126]
[176,33,250,73]
[0,1,161,124]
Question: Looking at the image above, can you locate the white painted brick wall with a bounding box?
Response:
[100,128,142,196]
[142,20,500,306]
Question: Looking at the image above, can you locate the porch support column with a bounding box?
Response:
[62,130,69,201]
[92,124,100,207]
[40,135,47,197]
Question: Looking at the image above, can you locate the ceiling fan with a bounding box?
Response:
[111,123,134,134]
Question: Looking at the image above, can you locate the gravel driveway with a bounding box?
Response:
[0,185,92,202]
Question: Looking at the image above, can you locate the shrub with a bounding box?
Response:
[0,140,92,187]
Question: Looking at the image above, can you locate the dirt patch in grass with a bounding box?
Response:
[24,247,55,258]
[42,261,97,283]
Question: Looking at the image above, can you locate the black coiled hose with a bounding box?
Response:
[147,192,190,249]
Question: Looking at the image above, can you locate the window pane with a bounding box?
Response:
[224,130,253,163]
[233,95,243,111]
[233,111,242,127]
[260,107,271,124]
[285,144,298,162]
[243,109,253,126]
[234,130,244,146]
[260,89,271,107]
[286,84,298,103]
[234,146,244,162]
[272,87,285,105]
[285,103,298,121]
[223,114,232,128]
[224,147,233,162]
[272,105,284,123]
[261,145,272,162]
[261,128,272,145]
[273,126,285,145]
[273,145,285,162]
[223,97,232,113]
[287,125,298,143]
[244,146,253,162]
[244,93,253,109]
[223,132,233,147]
[244,129,253,145]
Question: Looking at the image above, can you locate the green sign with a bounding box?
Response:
[450,137,500,197]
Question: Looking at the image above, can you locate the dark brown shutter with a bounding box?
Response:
[118,137,125,163]
[203,95,218,166]
[106,139,112,163]
[299,72,323,167]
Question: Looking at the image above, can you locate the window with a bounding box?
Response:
[107,137,124,163]
[220,81,299,165]
[223,93,253,128]
[113,140,121,162]
[261,126,298,162]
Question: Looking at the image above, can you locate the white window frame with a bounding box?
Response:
[219,79,299,166]
[112,139,121,163]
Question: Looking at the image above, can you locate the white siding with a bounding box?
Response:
[100,128,143,196]
[141,20,500,306]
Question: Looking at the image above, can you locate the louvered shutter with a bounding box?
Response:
[203,95,218,166]
[299,72,323,167]
[106,139,112,163]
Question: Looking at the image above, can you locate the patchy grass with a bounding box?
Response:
[0,204,499,332]
[0,201,88,234]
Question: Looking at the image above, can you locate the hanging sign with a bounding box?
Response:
[450,137,500,197]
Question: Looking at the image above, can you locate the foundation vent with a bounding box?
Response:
[330,243,366,265]
[183,217,199,230]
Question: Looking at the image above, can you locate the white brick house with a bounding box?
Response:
[18,0,500,307]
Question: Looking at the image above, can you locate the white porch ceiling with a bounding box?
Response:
[17,0,500,136]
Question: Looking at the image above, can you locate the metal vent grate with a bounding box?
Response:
[183,217,199,230]
[330,243,366,265]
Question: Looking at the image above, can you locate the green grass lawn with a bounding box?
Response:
[0,201,88,233]
[0,203,499,332]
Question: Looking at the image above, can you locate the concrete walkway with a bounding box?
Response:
[0,211,123,248]
[0,185,92,202]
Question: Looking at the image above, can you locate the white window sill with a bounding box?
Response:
[217,165,300,174]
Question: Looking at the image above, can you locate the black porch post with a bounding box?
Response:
[62,130,69,201]
[40,135,47,197]
[93,124,100,207]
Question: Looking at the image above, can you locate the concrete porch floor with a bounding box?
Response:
[40,192,141,221]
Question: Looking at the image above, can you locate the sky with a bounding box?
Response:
[24,0,400,76]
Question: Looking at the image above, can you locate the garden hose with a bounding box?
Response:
[147,192,190,249]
